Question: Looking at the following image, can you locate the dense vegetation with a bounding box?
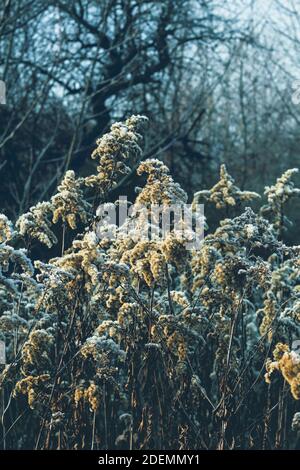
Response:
[0,116,300,450]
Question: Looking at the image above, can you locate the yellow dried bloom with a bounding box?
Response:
[74,386,85,406]
[261,168,300,232]
[22,329,54,372]
[265,343,300,400]
[258,294,277,340]
[0,214,15,242]
[74,382,102,412]
[51,170,91,229]
[170,291,189,309]
[85,115,148,195]
[14,374,50,409]
[118,240,164,287]
[161,234,188,271]
[136,158,188,206]
[193,164,259,209]
[52,231,104,292]
[117,302,139,328]
[84,382,102,411]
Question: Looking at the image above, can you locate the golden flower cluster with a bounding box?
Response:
[1,116,300,450]
[22,329,54,373]
[74,381,102,411]
[136,158,188,206]
[52,231,105,293]
[0,214,15,243]
[265,343,300,400]
[85,115,148,195]
[14,374,50,409]
[51,170,91,229]
[193,164,260,209]
[261,168,300,232]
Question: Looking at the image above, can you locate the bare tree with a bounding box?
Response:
[0,0,249,217]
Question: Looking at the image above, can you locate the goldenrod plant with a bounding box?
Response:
[0,116,300,450]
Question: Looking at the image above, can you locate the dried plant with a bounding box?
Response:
[0,116,300,450]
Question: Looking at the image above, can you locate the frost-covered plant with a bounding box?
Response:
[85,115,148,196]
[51,170,91,229]
[265,343,300,400]
[16,201,57,248]
[261,168,300,234]
[0,215,16,243]
[1,116,300,451]
[193,163,260,210]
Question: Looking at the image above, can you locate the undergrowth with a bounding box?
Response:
[0,116,300,450]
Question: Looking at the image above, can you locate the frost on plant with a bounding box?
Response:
[84,115,148,196]
[51,170,91,229]
[193,164,260,209]
[261,168,300,234]
[16,201,57,248]
[0,116,300,450]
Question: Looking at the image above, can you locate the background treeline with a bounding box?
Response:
[0,0,300,242]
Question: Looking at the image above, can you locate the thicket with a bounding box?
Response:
[0,116,300,450]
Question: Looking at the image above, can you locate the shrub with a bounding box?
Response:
[0,116,300,450]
